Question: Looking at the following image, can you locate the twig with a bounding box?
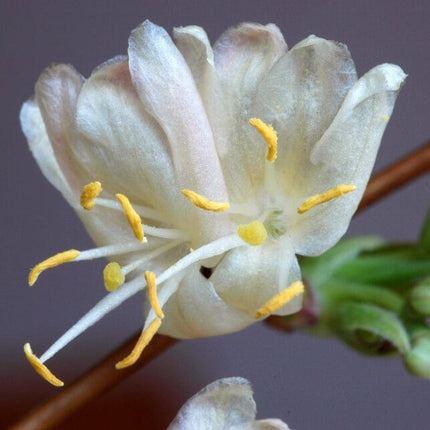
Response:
[10,334,177,430]
[10,140,430,430]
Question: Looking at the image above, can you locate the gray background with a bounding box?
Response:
[1,0,429,428]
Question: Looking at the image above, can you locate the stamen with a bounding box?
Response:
[255,281,304,319]
[121,239,183,276]
[38,234,243,364]
[23,343,64,387]
[249,118,278,162]
[237,221,267,246]
[115,318,162,369]
[116,194,144,242]
[80,181,102,210]
[145,271,164,319]
[182,189,230,212]
[298,184,356,214]
[103,262,125,292]
[29,249,80,286]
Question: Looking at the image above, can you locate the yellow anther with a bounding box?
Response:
[298,184,356,214]
[103,262,125,292]
[249,118,278,162]
[115,318,162,369]
[23,343,64,387]
[80,181,102,210]
[237,221,267,246]
[116,193,144,242]
[145,271,164,319]
[383,114,390,121]
[182,189,230,212]
[29,249,80,286]
[255,281,304,319]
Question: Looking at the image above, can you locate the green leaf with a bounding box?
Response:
[299,236,382,286]
[331,302,410,355]
[321,280,403,313]
[334,255,430,286]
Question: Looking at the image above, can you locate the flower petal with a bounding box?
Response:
[211,237,303,317]
[159,267,254,338]
[20,100,73,200]
[128,20,230,244]
[167,377,256,429]
[252,35,357,190]
[290,63,406,255]
[254,419,291,430]
[212,23,288,204]
[73,56,184,225]
[34,63,85,198]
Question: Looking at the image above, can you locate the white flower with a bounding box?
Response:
[168,377,290,430]
[20,20,405,385]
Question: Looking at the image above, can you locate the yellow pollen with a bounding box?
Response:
[80,181,102,210]
[116,193,144,242]
[145,271,164,319]
[182,189,230,212]
[103,262,125,292]
[298,184,356,214]
[255,281,305,319]
[23,343,64,387]
[115,318,162,369]
[383,114,390,121]
[29,249,80,286]
[249,118,278,162]
[237,221,267,246]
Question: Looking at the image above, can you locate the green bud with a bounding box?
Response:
[330,302,410,356]
[409,278,430,316]
[405,335,430,380]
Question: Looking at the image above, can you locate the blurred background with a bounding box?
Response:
[1,0,429,428]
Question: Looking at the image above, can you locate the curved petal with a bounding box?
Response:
[73,56,184,227]
[211,237,303,317]
[252,35,357,193]
[167,377,256,429]
[20,99,73,200]
[254,419,291,430]
[35,63,85,198]
[212,23,288,204]
[159,266,254,338]
[289,63,407,256]
[128,20,230,244]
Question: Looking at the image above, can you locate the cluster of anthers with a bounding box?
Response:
[23,116,355,387]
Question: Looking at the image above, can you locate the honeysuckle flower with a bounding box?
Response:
[168,377,290,429]
[21,20,406,385]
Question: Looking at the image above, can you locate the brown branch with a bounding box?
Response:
[10,139,430,430]
[10,334,177,430]
[358,140,430,211]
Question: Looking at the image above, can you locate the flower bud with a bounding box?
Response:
[405,335,430,380]
[408,278,430,316]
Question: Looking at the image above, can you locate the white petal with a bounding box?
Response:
[174,27,232,162]
[159,267,254,338]
[34,63,85,197]
[253,35,357,191]
[73,56,184,226]
[167,377,256,430]
[128,20,230,244]
[212,23,288,204]
[20,100,73,200]
[211,238,303,317]
[254,419,291,430]
[290,64,406,255]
